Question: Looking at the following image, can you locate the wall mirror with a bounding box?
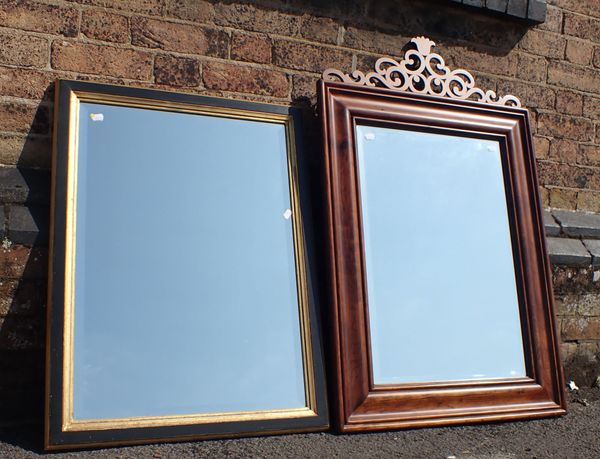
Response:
[319,37,565,432]
[46,80,328,449]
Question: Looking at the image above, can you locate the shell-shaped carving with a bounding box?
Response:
[322,37,521,108]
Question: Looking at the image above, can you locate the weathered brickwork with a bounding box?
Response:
[1,0,600,426]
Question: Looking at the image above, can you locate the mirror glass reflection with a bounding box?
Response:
[356,125,526,385]
[72,102,306,420]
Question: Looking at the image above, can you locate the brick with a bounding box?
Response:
[559,342,578,362]
[291,74,317,104]
[0,32,47,68]
[165,0,213,23]
[214,3,302,36]
[530,109,538,134]
[550,0,600,19]
[543,210,561,236]
[65,0,162,15]
[231,32,272,64]
[371,1,522,50]
[52,41,153,80]
[550,188,578,209]
[584,97,600,120]
[563,342,600,387]
[565,40,594,66]
[553,265,594,294]
[540,185,550,207]
[537,112,594,141]
[562,317,600,340]
[578,145,600,168]
[496,80,554,109]
[516,53,546,83]
[273,39,353,73]
[154,55,200,87]
[582,167,600,191]
[547,237,591,267]
[472,72,499,96]
[564,12,600,42]
[578,190,600,213]
[0,0,78,37]
[0,102,49,135]
[81,10,129,43]
[0,349,44,384]
[7,205,48,246]
[0,279,45,316]
[0,167,50,204]
[533,136,550,159]
[351,53,379,77]
[557,293,600,316]
[0,134,51,169]
[286,0,358,16]
[549,139,578,163]
[538,161,599,190]
[447,45,517,78]
[537,5,562,32]
[131,17,228,58]
[554,209,600,238]
[203,63,288,98]
[301,15,340,45]
[519,30,566,59]
[0,314,43,349]
[343,27,409,58]
[0,67,54,100]
[556,90,584,116]
[0,245,47,279]
[594,48,600,69]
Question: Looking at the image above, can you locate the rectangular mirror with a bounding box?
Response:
[46,80,328,449]
[319,79,566,432]
[356,126,526,385]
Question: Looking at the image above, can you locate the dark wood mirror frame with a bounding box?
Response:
[318,79,566,432]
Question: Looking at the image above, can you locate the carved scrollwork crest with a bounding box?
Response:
[322,36,521,107]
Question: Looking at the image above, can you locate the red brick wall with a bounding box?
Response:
[1,0,600,425]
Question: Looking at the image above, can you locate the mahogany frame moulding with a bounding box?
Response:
[318,80,566,432]
[46,80,329,449]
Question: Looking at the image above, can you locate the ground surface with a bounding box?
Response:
[1,389,598,458]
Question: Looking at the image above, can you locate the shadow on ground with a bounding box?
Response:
[0,389,598,458]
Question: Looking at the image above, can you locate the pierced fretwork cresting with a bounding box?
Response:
[322,36,521,108]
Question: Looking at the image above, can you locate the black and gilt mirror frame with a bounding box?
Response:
[46,80,329,449]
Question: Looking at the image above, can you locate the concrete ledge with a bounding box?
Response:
[547,237,592,267]
[1,200,598,269]
[7,205,49,246]
[583,240,600,268]
[451,0,546,22]
[0,167,50,206]
[553,210,600,238]
[543,210,561,237]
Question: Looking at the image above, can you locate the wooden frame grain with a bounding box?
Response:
[46,80,329,449]
[318,79,566,432]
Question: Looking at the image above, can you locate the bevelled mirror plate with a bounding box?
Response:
[46,80,328,449]
[355,126,526,385]
[319,79,566,432]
